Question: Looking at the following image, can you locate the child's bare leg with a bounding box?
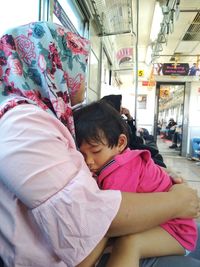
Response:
[76,237,108,267]
[106,226,185,267]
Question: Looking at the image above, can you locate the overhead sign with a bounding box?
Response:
[162,63,190,76]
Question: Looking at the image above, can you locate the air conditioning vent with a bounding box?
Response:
[91,0,132,35]
[182,12,200,41]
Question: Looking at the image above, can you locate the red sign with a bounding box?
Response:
[142,81,155,86]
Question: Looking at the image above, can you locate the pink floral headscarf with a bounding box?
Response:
[0,21,90,135]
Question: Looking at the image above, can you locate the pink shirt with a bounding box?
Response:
[98,148,198,251]
[0,104,121,267]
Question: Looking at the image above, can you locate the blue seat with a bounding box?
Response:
[192,137,200,160]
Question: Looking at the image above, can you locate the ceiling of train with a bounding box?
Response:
[89,0,200,71]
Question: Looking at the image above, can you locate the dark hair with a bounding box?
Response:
[100,94,122,112]
[74,101,129,148]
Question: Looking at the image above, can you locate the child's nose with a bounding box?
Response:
[85,156,94,167]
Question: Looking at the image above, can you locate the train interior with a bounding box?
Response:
[0,1,200,266]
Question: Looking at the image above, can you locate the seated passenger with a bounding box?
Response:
[169,125,182,150]
[156,120,162,135]
[160,118,177,140]
[138,127,155,145]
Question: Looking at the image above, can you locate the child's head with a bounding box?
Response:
[74,101,129,173]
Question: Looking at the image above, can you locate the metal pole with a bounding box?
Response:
[134,0,139,127]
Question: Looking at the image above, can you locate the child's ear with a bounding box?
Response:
[118,134,128,152]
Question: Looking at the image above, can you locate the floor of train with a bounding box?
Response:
[157,136,200,223]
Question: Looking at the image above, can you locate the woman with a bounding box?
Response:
[0,21,199,267]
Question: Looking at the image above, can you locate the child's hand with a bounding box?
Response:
[170,176,185,184]
[164,167,185,184]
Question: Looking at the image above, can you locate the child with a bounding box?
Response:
[74,101,198,267]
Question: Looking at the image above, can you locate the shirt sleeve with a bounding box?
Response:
[0,104,122,266]
[138,150,172,192]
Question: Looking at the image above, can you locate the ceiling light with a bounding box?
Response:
[145,45,152,65]
[150,2,163,42]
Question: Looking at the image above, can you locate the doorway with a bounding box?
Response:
[154,82,186,155]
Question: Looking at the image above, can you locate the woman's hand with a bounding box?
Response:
[165,169,200,218]
[120,107,133,121]
[169,183,200,219]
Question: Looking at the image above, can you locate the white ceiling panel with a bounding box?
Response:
[175,41,199,53]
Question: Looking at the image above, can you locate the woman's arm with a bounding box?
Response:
[108,183,200,236]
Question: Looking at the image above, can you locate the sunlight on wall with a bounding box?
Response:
[0,0,39,35]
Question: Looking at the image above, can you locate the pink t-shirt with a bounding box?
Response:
[0,104,121,267]
[98,148,198,251]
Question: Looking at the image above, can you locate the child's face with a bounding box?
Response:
[79,135,127,174]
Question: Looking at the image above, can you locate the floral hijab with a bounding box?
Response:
[0,21,90,135]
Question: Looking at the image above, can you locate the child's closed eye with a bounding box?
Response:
[92,149,102,154]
